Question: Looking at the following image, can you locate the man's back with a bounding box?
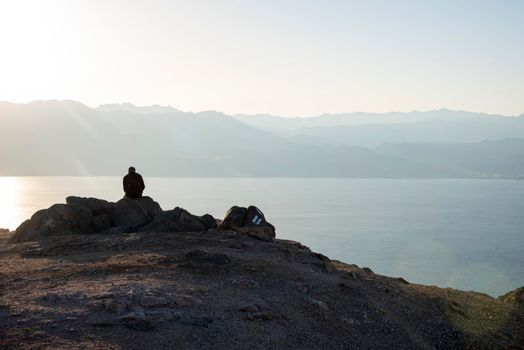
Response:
[123,172,145,198]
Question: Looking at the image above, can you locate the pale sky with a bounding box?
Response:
[0,0,523,117]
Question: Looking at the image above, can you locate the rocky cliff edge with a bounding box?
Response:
[0,197,522,349]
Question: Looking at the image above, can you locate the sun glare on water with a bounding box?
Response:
[0,177,22,231]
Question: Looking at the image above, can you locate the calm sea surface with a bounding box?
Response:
[1,177,523,297]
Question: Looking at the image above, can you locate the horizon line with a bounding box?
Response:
[0,99,522,119]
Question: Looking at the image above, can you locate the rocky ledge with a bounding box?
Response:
[0,197,523,349]
[9,196,275,244]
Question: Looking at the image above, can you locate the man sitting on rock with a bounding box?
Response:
[123,167,145,199]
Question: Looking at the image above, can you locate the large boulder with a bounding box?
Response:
[66,196,115,216]
[67,196,116,232]
[218,205,275,241]
[114,196,162,229]
[200,214,218,230]
[138,207,217,233]
[9,203,94,243]
[93,213,113,232]
[218,206,248,229]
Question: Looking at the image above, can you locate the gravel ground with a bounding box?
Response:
[0,229,523,349]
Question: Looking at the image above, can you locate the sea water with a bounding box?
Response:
[1,177,523,297]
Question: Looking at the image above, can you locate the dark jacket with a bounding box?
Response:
[123,172,145,198]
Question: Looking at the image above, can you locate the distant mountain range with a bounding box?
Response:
[97,103,182,115]
[235,110,524,147]
[0,100,523,178]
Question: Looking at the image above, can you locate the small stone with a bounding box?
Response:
[239,304,259,312]
[311,299,329,311]
[258,313,272,321]
[313,252,329,261]
[339,283,351,291]
[395,277,409,285]
[146,309,182,322]
[185,250,231,265]
[101,227,127,235]
[140,296,169,308]
[362,267,374,274]
[244,312,272,321]
[184,316,213,328]
[119,312,156,331]
[90,320,116,327]
[343,317,361,325]
[119,312,145,323]
[104,300,127,313]
[174,295,202,307]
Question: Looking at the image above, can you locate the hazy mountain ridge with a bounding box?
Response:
[97,103,182,115]
[235,110,524,148]
[0,100,522,177]
[233,109,520,130]
[0,100,437,177]
[291,118,524,148]
[377,138,524,177]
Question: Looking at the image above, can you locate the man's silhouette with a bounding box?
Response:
[123,167,145,199]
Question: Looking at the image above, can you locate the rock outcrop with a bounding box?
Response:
[218,205,276,241]
[1,227,522,349]
[67,196,115,232]
[0,199,523,349]
[7,197,523,348]
[12,203,94,243]
[8,197,276,244]
[9,196,222,243]
[114,197,162,228]
[138,207,217,233]
[66,196,115,216]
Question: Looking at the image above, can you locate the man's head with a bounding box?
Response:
[128,166,136,174]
